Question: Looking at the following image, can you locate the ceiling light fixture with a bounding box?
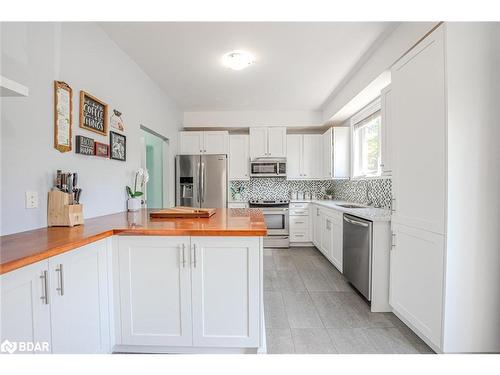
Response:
[221,50,255,71]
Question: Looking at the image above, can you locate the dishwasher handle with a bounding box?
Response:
[343,216,369,228]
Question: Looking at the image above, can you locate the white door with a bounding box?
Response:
[267,127,287,157]
[332,127,350,178]
[191,237,260,347]
[286,134,302,179]
[203,131,229,155]
[380,85,393,175]
[322,128,333,178]
[329,214,343,272]
[0,260,51,353]
[117,236,192,346]
[249,127,268,158]
[391,26,446,234]
[179,131,203,155]
[229,135,249,180]
[302,134,322,179]
[390,223,444,348]
[49,241,110,353]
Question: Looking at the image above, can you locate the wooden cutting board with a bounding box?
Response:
[149,206,216,219]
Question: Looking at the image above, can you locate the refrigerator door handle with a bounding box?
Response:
[200,161,205,203]
[196,161,201,203]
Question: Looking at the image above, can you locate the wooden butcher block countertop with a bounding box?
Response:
[0,208,267,275]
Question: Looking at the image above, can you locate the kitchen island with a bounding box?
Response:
[0,209,267,354]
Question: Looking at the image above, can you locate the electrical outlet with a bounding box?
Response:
[25,191,38,209]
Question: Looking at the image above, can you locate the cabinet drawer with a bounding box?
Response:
[290,202,310,209]
[290,231,310,242]
[290,208,309,216]
[290,216,309,230]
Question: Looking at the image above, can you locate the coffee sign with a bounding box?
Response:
[79,91,108,136]
[75,135,95,155]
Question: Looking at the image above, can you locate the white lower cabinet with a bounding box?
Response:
[115,236,262,351]
[389,223,444,348]
[117,236,192,346]
[0,241,110,354]
[314,206,343,273]
[0,260,51,352]
[289,202,311,243]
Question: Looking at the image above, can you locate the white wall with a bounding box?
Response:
[443,22,500,353]
[321,22,438,122]
[183,110,322,128]
[0,22,182,235]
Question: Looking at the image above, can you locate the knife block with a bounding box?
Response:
[47,190,84,227]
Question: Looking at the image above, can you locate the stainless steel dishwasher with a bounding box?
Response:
[343,214,373,301]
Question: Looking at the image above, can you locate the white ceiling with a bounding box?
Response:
[100,22,395,111]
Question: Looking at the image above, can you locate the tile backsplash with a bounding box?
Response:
[230,178,392,209]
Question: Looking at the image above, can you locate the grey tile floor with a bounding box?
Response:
[264,246,434,354]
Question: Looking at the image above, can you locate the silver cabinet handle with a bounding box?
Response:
[56,264,64,296]
[40,270,49,304]
[181,244,186,268]
[391,197,396,213]
[326,219,332,230]
[294,221,305,224]
[192,244,197,268]
[391,232,396,248]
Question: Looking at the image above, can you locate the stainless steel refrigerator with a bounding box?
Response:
[175,154,228,208]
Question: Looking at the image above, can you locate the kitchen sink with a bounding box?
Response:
[336,203,368,209]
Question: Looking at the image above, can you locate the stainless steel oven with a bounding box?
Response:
[250,158,287,178]
[249,199,289,248]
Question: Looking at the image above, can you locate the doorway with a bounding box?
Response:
[140,126,169,209]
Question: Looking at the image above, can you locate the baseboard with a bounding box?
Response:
[112,345,259,354]
[289,242,314,247]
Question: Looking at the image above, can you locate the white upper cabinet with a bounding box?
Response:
[0,260,52,351]
[391,26,446,234]
[249,127,286,159]
[322,127,350,179]
[380,85,393,175]
[179,131,229,155]
[286,134,322,180]
[49,241,110,354]
[229,135,250,180]
[117,236,193,347]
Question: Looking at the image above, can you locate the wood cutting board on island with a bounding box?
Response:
[149,206,216,219]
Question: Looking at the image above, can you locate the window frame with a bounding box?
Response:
[350,98,382,179]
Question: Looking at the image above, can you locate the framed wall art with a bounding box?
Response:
[79,91,108,136]
[94,141,109,158]
[109,131,126,161]
[54,81,73,153]
[110,109,125,132]
[75,135,95,155]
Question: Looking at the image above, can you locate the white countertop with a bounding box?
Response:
[311,200,391,222]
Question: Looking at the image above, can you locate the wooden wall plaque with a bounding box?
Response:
[79,91,108,136]
[54,81,73,153]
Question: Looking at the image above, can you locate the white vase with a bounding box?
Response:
[127,197,141,211]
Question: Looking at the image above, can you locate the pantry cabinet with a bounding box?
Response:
[179,131,229,155]
[286,134,322,180]
[249,127,286,159]
[115,236,262,350]
[321,127,350,179]
[229,134,250,180]
[0,241,110,354]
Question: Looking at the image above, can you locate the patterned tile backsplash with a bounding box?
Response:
[230,178,392,209]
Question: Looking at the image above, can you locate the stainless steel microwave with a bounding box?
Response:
[250,158,287,178]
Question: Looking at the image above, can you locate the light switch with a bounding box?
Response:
[26,191,38,209]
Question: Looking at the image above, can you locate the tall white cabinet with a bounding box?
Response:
[229,134,250,180]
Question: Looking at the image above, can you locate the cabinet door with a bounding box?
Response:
[203,131,229,155]
[191,237,260,347]
[329,215,343,272]
[321,214,333,259]
[391,26,446,234]
[267,127,287,157]
[249,127,268,159]
[229,135,249,180]
[0,260,51,353]
[380,86,393,175]
[332,127,350,178]
[312,205,322,248]
[117,236,192,346]
[49,241,110,353]
[286,134,302,179]
[179,131,203,155]
[322,128,333,178]
[302,134,322,179]
[390,224,444,348]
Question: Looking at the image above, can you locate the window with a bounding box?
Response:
[352,101,382,177]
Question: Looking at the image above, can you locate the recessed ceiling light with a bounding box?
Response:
[221,50,255,71]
